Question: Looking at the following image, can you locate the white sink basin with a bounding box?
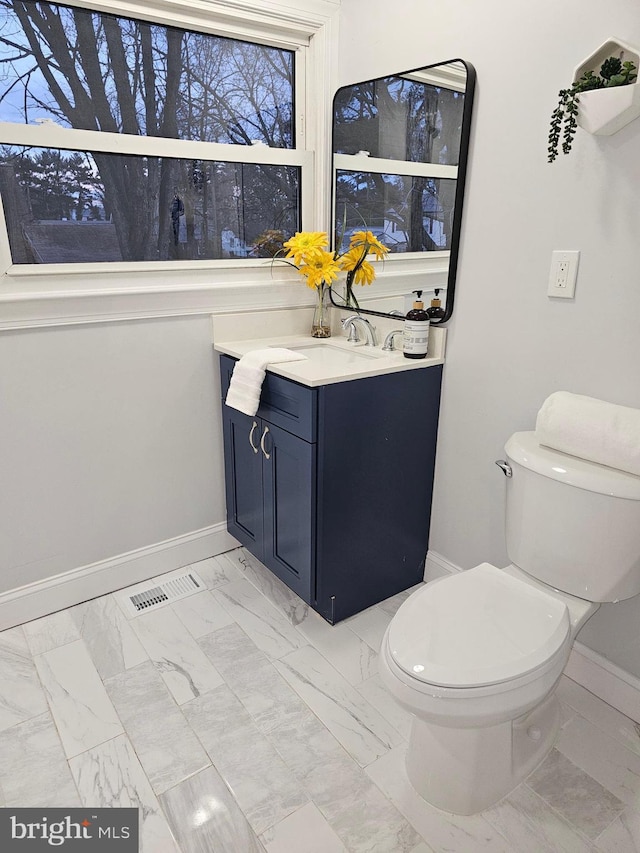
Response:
[287,342,384,366]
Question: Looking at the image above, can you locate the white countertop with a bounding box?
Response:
[214,331,445,387]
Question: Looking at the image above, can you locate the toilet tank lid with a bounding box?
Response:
[387,563,570,688]
[506,432,640,500]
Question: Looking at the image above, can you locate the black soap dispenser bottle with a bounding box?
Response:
[403,290,430,359]
[427,289,445,320]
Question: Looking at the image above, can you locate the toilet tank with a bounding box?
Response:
[504,431,640,602]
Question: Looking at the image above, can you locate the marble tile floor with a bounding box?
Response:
[2,546,640,851]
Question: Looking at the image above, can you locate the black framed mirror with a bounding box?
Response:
[329,59,476,324]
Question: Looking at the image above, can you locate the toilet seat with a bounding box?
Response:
[387,563,571,689]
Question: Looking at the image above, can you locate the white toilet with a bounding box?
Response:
[379,430,640,815]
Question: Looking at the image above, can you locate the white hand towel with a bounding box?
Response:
[535,391,640,476]
[225,347,307,416]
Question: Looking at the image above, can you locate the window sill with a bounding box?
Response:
[0,254,448,329]
[0,280,307,329]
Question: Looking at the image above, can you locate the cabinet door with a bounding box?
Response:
[261,421,314,604]
[221,407,264,560]
[315,365,443,622]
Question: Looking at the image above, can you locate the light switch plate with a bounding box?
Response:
[548,250,579,298]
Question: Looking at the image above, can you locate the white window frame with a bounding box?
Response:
[0,0,339,328]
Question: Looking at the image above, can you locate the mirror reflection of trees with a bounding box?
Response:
[333,73,464,253]
[335,171,456,254]
[333,75,464,165]
[0,1,299,262]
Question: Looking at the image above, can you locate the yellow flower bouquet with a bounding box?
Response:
[280,229,389,336]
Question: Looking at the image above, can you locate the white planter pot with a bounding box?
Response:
[576,82,640,135]
[573,37,640,136]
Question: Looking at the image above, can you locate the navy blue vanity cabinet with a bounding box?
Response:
[220,355,316,603]
[220,353,443,623]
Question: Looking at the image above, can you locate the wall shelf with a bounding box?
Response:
[573,38,640,135]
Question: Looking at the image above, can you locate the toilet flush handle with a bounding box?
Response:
[495,459,512,477]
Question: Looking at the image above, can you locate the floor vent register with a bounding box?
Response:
[115,569,204,618]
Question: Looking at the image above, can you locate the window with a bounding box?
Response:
[0,0,312,266]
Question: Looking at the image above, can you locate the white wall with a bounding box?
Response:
[0,316,226,593]
[337,0,640,667]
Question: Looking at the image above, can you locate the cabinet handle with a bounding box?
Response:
[260,425,271,460]
[248,421,259,454]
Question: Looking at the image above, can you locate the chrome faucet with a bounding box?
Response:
[340,315,377,347]
[382,329,404,352]
[341,316,359,343]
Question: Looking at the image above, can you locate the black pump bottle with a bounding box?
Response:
[427,289,445,320]
[403,290,430,359]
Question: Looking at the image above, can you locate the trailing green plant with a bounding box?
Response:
[548,57,637,162]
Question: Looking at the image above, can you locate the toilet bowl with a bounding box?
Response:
[379,562,596,814]
[379,431,640,815]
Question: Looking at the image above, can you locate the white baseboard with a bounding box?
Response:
[0,523,239,631]
[424,550,460,583]
[424,550,640,725]
[566,641,640,724]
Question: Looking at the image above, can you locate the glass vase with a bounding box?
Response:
[311,284,331,338]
